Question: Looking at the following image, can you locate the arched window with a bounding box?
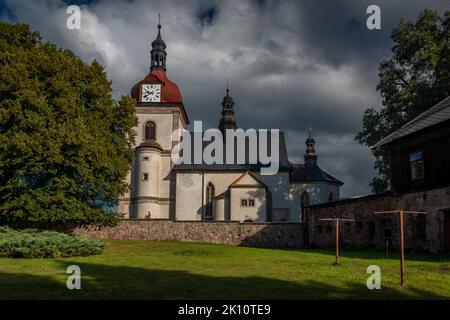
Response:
[205,182,215,220]
[300,191,310,222]
[144,121,156,140]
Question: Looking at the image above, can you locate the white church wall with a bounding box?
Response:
[256,171,292,218]
[202,172,243,220]
[134,113,174,150]
[214,197,225,220]
[289,182,341,221]
[230,187,267,222]
[175,172,203,220]
[156,202,170,218]
[135,201,160,219]
[135,148,161,198]
[159,154,172,199]
[203,172,242,199]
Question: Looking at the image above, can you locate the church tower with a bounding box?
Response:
[118,20,189,219]
[304,126,318,167]
[218,84,237,134]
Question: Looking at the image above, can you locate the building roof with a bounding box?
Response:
[373,96,450,148]
[229,170,268,188]
[173,131,291,171]
[136,139,163,151]
[289,163,343,185]
[173,130,343,185]
[130,69,183,103]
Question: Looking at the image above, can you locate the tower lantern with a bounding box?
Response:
[219,83,237,134]
[150,17,167,71]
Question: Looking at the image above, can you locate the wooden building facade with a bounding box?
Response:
[308,96,450,252]
[388,119,450,194]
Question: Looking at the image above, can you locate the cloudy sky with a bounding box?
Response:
[1,0,448,197]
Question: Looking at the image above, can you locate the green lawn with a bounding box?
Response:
[0,240,449,299]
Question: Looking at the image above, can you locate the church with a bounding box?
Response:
[118,23,343,223]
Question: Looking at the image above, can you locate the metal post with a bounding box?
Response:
[374,210,426,286]
[319,217,354,265]
[335,220,340,265]
[399,210,405,286]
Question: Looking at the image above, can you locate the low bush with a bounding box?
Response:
[0,226,104,258]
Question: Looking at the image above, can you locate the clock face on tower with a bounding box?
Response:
[141,84,161,102]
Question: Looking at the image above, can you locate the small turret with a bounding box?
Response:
[150,15,167,71]
[219,82,237,135]
[304,125,317,167]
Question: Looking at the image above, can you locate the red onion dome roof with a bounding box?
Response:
[130,69,183,103]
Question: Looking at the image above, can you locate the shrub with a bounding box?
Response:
[0,226,104,258]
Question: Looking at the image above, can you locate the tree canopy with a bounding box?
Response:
[356,9,450,193]
[0,23,137,228]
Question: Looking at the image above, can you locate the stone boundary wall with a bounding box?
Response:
[72,220,307,248]
[307,186,450,252]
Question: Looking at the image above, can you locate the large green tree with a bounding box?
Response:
[356,9,450,193]
[0,23,137,228]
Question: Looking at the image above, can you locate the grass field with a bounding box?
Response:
[1,240,449,299]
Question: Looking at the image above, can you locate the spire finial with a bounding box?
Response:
[226,79,229,95]
[309,124,312,137]
[158,13,161,29]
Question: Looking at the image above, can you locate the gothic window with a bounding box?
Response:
[248,199,255,207]
[144,121,156,140]
[142,173,149,181]
[205,182,215,220]
[241,199,248,207]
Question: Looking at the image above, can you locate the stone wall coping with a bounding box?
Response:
[307,185,450,209]
[306,191,392,208]
[118,218,305,226]
[119,218,175,222]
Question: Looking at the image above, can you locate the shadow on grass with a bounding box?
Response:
[257,246,450,262]
[0,261,447,300]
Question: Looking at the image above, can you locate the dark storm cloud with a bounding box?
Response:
[1,0,448,197]
[197,5,219,27]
